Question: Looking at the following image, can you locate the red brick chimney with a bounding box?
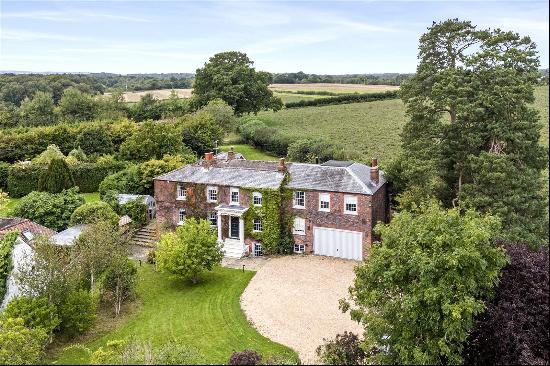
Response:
[277,158,286,173]
[370,158,379,184]
[227,146,235,161]
[203,152,214,168]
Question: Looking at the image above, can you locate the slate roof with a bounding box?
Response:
[287,162,385,195]
[155,160,286,190]
[155,159,385,195]
[215,151,245,161]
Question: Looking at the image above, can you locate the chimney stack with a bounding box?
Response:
[203,152,214,168]
[370,158,379,184]
[277,158,286,173]
[227,146,235,161]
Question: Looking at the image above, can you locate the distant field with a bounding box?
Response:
[256,85,549,166]
[269,83,400,94]
[272,92,326,104]
[105,88,193,102]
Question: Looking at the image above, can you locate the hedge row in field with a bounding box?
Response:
[284,90,399,108]
[5,161,126,198]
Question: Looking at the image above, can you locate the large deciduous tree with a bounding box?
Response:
[156,218,223,284]
[341,202,508,365]
[192,51,282,115]
[395,19,548,248]
[18,91,57,126]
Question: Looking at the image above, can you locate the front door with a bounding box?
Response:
[230,216,240,239]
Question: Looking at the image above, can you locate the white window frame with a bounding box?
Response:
[293,217,306,235]
[207,186,218,203]
[177,184,186,200]
[319,193,330,212]
[252,192,263,206]
[344,195,358,215]
[208,212,217,227]
[177,209,186,225]
[254,243,263,257]
[230,187,240,206]
[253,218,262,232]
[294,243,305,253]
[293,191,305,209]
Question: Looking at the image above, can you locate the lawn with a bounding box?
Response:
[255,85,549,166]
[220,144,278,161]
[0,192,100,216]
[53,265,299,365]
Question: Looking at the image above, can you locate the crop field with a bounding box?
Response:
[105,88,193,102]
[269,83,400,94]
[256,86,549,166]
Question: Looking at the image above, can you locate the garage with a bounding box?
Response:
[313,227,363,260]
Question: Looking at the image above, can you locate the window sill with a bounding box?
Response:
[293,206,305,210]
[344,211,358,215]
[176,197,186,201]
[293,231,306,236]
[177,221,184,226]
[253,230,263,233]
[319,208,330,212]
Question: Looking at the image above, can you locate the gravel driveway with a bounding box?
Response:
[240,255,363,364]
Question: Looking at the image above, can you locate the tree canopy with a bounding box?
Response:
[395,19,548,248]
[192,51,282,115]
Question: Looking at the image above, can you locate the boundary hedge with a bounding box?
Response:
[284,91,399,108]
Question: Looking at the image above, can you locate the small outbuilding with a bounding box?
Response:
[117,194,156,220]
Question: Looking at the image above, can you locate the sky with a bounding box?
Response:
[0,0,548,74]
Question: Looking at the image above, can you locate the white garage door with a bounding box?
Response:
[313,227,363,260]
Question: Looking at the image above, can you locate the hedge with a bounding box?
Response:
[7,161,126,198]
[284,91,399,108]
[0,120,135,163]
[0,162,9,191]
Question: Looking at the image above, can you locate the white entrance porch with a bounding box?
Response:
[215,204,249,258]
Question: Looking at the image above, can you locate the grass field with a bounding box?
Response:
[269,83,400,94]
[255,85,549,165]
[52,265,298,365]
[0,192,100,217]
[220,144,278,161]
[104,88,193,102]
[272,92,325,104]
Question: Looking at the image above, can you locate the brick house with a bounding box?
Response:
[154,151,389,261]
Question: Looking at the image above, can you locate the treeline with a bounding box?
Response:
[272,72,414,85]
[91,72,194,91]
[285,91,399,108]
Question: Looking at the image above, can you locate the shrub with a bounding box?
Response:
[146,249,156,264]
[32,144,65,165]
[69,201,119,227]
[0,232,18,301]
[13,187,85,231]
[316,332,366,365]
[70,161,127,193]
[227,350,262,365]
[38,158,76,193]
[197,98,236,131]
[287,137,344,163]
[154,342,207,365]
[76,126,114,156]
[59,289,97,336]
[156,218,223,284]
[464,244,549,365]
[342,202,508,364]
[137,154,194,195]
[0,162,9,191]
[7,163,43,198]
[0,317,48,365]
[99,165,141,197]
[120,198,148,228]
[2,296,60,337]
[67,147,87,162]
[238,118,290,156]
[181,111,225,155]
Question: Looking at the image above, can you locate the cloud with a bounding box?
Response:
[1,29,83,42]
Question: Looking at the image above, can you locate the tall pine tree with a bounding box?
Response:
[396,19,548,248]
[38,158,75,194]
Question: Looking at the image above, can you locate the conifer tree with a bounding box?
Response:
[38,158,75,193]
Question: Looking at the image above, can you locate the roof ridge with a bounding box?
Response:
[345,165,372,194]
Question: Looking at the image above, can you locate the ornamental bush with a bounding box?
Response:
[342,202,508,365]
[227,350,262,365]
[69,201,119,227]
[463,244,549,365]
[2,296,60,338]
[0,317,48,365]
[120,198,148,228]
[156,218,223,284]
[38,158,75,193]
[316,332,366,365]
[13,187,85,231]
[58,289,97,336]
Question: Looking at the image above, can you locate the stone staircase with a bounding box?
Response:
[223,239,246,258]
[130,222,158,247]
